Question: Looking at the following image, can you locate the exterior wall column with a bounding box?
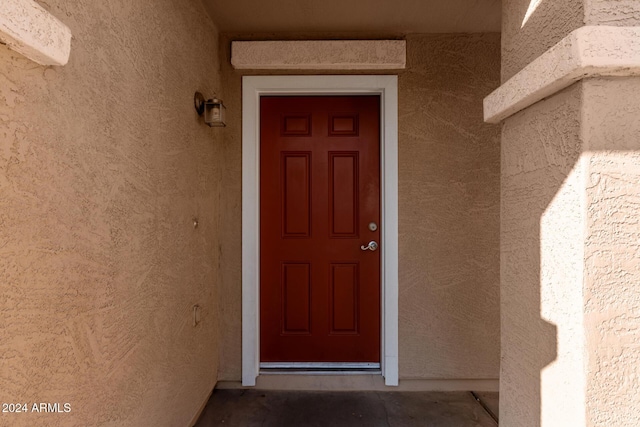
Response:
[486,1,640,426]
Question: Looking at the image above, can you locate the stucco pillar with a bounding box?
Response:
[488,1,640,426]
[581,77,640,426]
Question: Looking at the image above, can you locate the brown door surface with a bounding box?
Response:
[260,95,381,363]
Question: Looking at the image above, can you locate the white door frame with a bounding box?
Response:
[241,75,398,386]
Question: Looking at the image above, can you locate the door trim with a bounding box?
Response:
[242,75,399,386]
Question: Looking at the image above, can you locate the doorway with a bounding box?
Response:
[241,75,398,386]
[259,95,381,367]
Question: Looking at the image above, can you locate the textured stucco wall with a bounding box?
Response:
[582,77,640,427]
[500,1,640,425]
[217,33,501,382]
[398,34,500,380]
[502,0,584,81]
[584,0,640,25]
[502,0,640,82]
[501,84,586,427]
[0,0,72,66]
[0,0,222,426]
[501,77,640,426]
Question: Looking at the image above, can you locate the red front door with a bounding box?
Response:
[260,96,381,363]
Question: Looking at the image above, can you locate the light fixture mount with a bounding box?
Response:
[194,92,205,115]
[194,91,226,127]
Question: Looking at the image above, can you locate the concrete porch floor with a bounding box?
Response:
[195,390,499,426]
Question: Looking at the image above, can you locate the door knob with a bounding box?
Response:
[360,241,378,251]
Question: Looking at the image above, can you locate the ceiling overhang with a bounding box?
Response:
[203,0,501,34]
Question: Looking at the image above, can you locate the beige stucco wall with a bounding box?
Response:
[217,33,501,383]
[582,77,640,426]
[502,0,584,81]
[501,83,586,427]
[502,0,640,81]
[501,77,640,427]
[584,0,640,26]
[0,0,222,426]
[500,1,640,425]
[398,34,500,380]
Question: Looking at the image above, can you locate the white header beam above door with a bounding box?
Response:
[232,40,406,70]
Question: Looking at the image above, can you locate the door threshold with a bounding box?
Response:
[260,369,382,376]
[260,362,381,376]
[260,362,380,369]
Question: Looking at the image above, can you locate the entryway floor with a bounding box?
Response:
[195,390,499,426]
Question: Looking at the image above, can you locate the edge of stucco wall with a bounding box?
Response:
[484,26,640,123]
[0,0,71,65]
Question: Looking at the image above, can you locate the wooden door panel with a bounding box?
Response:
[281,153,311,238]
[281,263,311,334]
[260,96,380,363]
[330,263,359,334]
[329,153,359,237]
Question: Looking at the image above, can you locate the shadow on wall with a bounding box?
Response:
[502,81,586,426]
[506,78,640,425]
[500,0,591,425]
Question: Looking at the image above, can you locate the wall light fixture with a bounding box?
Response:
[194,91,226,127]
